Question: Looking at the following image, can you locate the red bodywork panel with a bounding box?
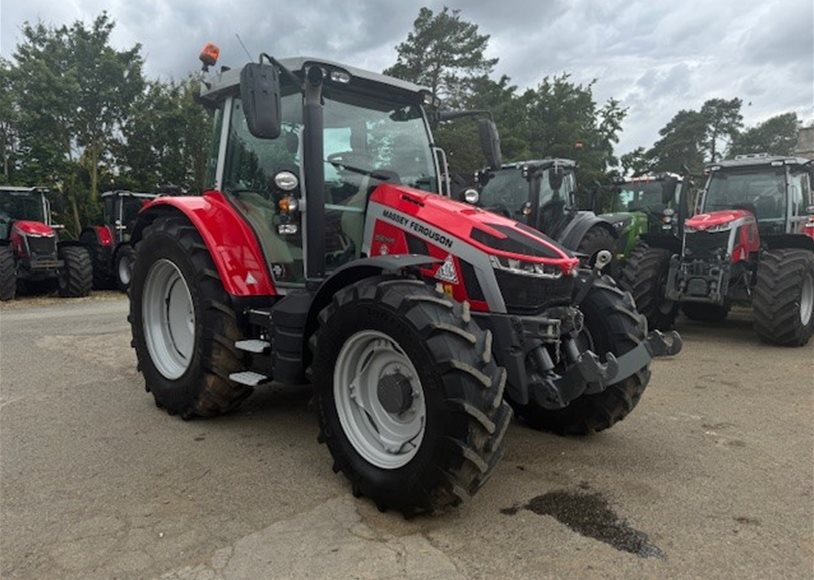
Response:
[685,209,751,230]
[94,225,114,247]
[140,191,276,296]
[369,185,579,272]
[686,209,760,264]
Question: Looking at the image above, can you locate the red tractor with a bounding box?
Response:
[128,47,681,515]
[0,186,93,301]
[621,154,814,345]
[80,190,158,291]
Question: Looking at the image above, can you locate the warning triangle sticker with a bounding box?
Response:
[435,254,459,284]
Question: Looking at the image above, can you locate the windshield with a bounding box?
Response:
[0,192,45,223]
[613,181,669,212]
[479,168,528,214]
[703,168,786,220]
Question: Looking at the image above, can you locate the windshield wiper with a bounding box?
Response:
[327,161,393,181]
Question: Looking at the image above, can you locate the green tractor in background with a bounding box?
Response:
[595,173,692,262]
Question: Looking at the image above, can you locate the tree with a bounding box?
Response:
[647,109,709,174]
[384,7,497,107]
[620,147,651,176]
[700,98,742,162]
[117,78,213,193]
[729,113,799,157]
[0,58,20,184]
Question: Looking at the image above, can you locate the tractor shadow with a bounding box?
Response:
[673,308,760,347]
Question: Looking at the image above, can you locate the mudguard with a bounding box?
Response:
[558,211,616,251]
[131,191,276,296]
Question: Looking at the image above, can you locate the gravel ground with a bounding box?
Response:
[1,294,812,579]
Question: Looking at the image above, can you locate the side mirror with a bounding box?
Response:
[661,177,678,204]
[240,62,282,139]
[477,118,502,170]
[463,188,479,205]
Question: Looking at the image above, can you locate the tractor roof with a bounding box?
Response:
[619,172,682,184]
[199,57,432,105]
[0,186,50,195]
[500,158,577,171]
[710,154,811,170]
[101,190,157,199]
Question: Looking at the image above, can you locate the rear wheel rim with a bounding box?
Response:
[334,329,426,470]
[801,271,814,326]
[142,259,195,380]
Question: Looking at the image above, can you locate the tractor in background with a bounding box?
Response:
[461,159,618,270]
[80,190,158,291]
[598,173,690,262]
[620,154,814,345]
[0,186,93,301]
[127,46,680,516]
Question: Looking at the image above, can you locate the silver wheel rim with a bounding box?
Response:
[801,271,814,326]
[334,330,426,470]
[118,253,133,286]
[142,259,196,380]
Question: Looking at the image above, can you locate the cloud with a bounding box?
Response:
[2,0,812,156]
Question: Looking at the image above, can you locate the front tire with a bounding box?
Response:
[620,241,678,330]
[129,215,251,418]
[513,276,651,435]
[80,230,114,289]
[312,277,512,515]
[753,248,814,346]
[57,246,93,297]
[115,245,135,291]
[0,245,16,301]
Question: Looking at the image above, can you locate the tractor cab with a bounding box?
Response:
[699,154,813,239]
[464,159,618,267]
[101,190,157,245]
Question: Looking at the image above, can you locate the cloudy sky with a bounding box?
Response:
[1,0,812,155]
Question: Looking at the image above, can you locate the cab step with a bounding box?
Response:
[235,339,270,354]
[229,371,271,387]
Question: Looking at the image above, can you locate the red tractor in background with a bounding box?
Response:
[621,154,814,345]
[127,46,680,516]
[80,190,158,291]
[0,186,93,301]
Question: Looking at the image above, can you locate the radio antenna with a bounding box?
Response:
[235,33,253,60]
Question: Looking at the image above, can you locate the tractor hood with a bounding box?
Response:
[685,209,751,231]
[369,184,580,276]
[11,220,55,237]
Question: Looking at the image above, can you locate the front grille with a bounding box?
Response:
[25,235,57,258]
[495,270,574,314]
[685,231,729,259]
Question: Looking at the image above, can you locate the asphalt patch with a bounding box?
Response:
[502,490,665,559]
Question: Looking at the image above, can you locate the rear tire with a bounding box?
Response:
[681,302,729,322]
[0,245,16,301]
[115,245,135,291]
[312,277,512,515]
[129,215,251,418]
[753,248,814,346]
[80,230,114,289]
[513,276,651,435]
[620,241,678,330]
[57,246,93,297]
[578,226,617,275]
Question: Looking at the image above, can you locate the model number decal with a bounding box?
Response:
[382,209,454,248]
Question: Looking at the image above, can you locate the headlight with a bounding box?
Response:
[490,255,565,278]
[684,223,731,234]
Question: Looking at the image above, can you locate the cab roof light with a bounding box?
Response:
[199,43,220,71]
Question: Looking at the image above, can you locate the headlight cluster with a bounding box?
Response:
[489,255,566,278]
[684,223,732,234]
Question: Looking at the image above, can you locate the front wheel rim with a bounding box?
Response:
[801,271,814,326]
[334,329,426,470]
[118,254,133,286]
[142,259,196,380]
